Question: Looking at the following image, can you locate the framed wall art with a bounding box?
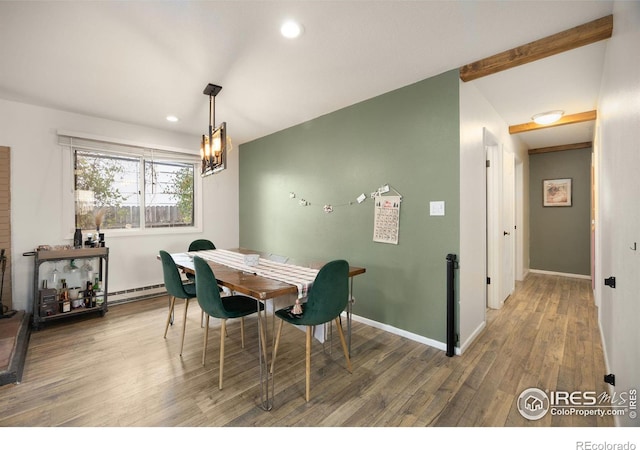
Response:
[543,178,572,207]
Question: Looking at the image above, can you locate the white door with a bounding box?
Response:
[485,129,515,309]
[501,150,516,303]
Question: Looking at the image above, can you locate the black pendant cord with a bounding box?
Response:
[204,83,222,137]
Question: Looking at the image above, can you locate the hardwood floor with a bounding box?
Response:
[0,273,613,427]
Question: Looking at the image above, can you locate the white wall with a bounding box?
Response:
[458,80,529,352]
[595,0,640,427]
[0,98,240,312]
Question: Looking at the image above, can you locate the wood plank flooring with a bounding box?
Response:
[0,273,613,427]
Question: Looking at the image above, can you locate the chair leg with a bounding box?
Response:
[179,298,189,356]
[202,314,210,366]
[219,319,226,390]
[270,319,284,374]
[305,326,312,402]
[164,296,176,338]
[240,317,245,348]
[201,309,204,328]
[335,317,352,373]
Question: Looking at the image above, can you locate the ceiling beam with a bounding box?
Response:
[459,14,613,82]
[528,142,592,155]
[509,110,597,134]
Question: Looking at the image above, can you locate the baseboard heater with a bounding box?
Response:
[446,254,458,357]
[108,284,167,305]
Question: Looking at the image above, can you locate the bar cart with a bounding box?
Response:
[26,247,109,330]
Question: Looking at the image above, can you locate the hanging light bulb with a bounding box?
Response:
[204,136,211,159]
[212,132,222,156]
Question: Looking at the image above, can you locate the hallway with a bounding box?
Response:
[433,272,613,426]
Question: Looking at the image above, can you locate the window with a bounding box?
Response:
[60,132,201,235]
[144,159,194,228]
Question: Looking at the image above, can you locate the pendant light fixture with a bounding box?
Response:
[200,83,227,176]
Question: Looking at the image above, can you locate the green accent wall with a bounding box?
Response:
[239,70,460,342]
[529,148,592,275]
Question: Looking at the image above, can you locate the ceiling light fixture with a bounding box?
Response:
[166,115,179,122]
[200,83,228,176]
[281,20,303,39]
[532,110,564,125]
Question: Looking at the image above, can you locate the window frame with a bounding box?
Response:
[60,130,203,239]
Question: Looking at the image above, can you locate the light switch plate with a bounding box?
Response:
[430,201,445,216]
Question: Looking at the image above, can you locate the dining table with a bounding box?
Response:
[167,247,366,410]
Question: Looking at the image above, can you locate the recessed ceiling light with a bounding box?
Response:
[281,20,303,39]
[532,110,564,125]
[166,115,179,123]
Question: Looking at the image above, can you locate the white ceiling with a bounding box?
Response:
[0,1,615,149]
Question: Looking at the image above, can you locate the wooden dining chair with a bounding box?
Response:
[159,250,197,356]
[193,255,266,390]
[271,259,352,402]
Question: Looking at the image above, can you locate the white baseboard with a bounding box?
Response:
[344,312,459,355]
[529,269,591,280]
[108,284,167,304]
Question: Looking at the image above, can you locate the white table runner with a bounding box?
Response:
[188,249,318,299]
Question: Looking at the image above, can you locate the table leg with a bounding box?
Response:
[348,277,354,357]
[257,300,274,411]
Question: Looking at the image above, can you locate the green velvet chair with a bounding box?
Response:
[271,259,352,402]
[185,239,216,282]
[159,250,197,356]
[193,255,265,390]
[185,239,218,328]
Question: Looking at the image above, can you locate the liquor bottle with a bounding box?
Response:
[85,280,94,308]
[92,277,100,307]
[73,228,83,248]
[62,293,71,313]
[94,277,105,306]
[60,279,69,311]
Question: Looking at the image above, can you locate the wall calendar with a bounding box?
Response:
[373,195,401,245]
